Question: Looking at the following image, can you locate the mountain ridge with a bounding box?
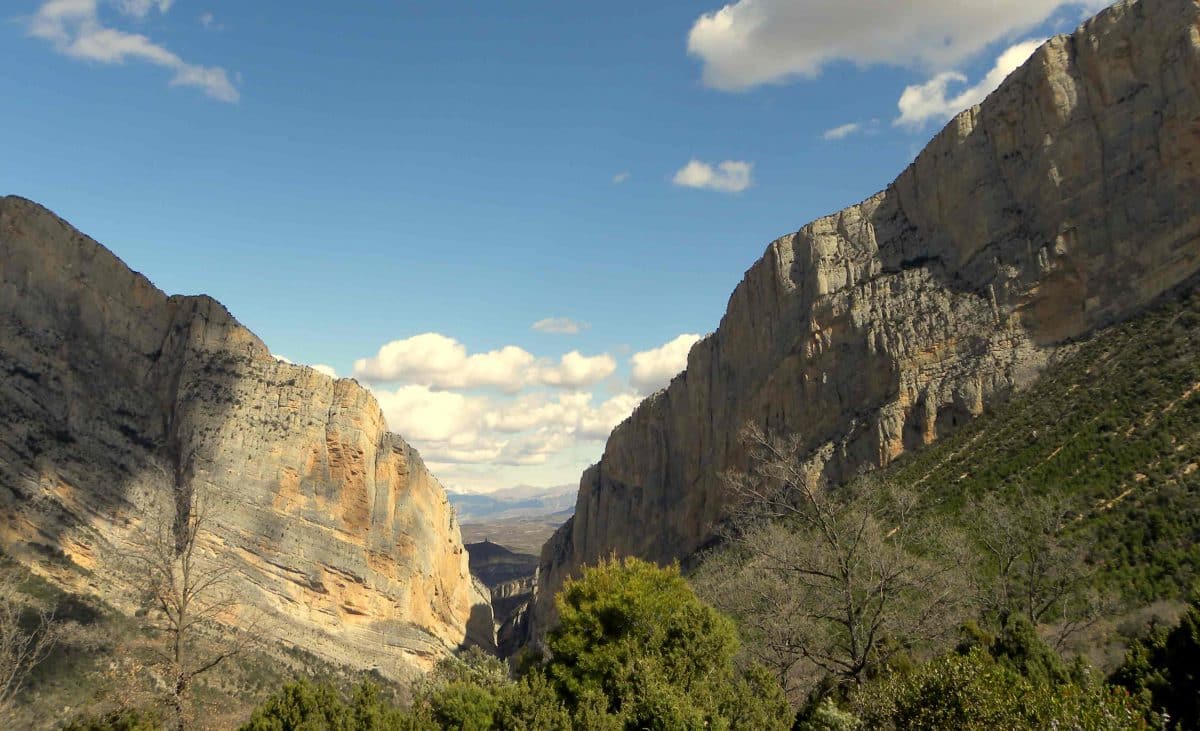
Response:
[0,195,492,675]
[448,484,575,522]
[522,0,1200,644]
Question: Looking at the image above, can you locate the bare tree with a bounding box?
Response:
[123,485,261,731]
[694,424,964,700]
[969,489,1106,648]
[0,573,60,722]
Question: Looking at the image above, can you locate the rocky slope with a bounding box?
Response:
[0,196,492,673]
[465,540,540,631]
[525,0,1200,642]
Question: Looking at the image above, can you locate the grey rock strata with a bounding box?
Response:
[524,0,1200,642]
[0,196,492,674]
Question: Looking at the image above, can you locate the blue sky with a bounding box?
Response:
[3,0,1110,492]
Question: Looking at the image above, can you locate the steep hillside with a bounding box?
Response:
[0,196,491,675]
[465,541,539,629]
[526,0,1200,641]
[886,287,1200,602]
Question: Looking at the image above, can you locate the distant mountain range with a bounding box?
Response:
[448,484,576,522]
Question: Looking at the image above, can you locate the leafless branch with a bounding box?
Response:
[694,424,966,703]
[0,574,60,722]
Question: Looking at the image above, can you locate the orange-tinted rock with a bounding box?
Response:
[0,196,493,673]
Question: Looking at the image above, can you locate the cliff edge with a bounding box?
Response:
[0,196,493,673]
[525,0,1200,642]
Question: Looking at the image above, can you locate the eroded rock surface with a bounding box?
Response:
[525,0,1200,641]
[0,196,491,673]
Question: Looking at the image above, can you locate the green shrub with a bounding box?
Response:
[492,672,571,730]
[544,556,790,730]
[239,679,412,731]
[1111,596,1200,728]
[425,682,497,730]
[854,649,1147,730]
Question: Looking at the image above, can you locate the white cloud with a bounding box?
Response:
[311,364,337,379]
[28,0,239,102]
[532,317,589,335]
[629,334,702,395]
[486,391,639,442]
[496,428,574,466]
[672,159,753,193]
[686,0,1108,91]
[273,355,337,379]
[895,39,1045,128]
[198,11,221,29]
[822,122,862,141]
[537,351,617,389]
[374,385,488,444]
[612,172,631,184]
[115,0,172,18]
[577,392,642,440]
[372,384,640,467]
[354,333,654,478]
[485,392,592,433]
[353,333,614,391]
[353,333,534,391]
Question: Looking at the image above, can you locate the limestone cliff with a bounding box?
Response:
[526,0,1200,641]
[0,196,492,673]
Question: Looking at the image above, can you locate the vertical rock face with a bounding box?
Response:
[527,0,1200,640]
[0,196,492,673]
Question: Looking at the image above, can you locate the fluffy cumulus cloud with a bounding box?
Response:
[496,428,575,467]
[28,0,239,101]
[356,331,722,487]
[630,334,702,395]
[371,386,641,468]
[578,392,643,440]
[484,392,594,433]
[686,0,1108,91]
[374,385,488,444]
[537,351,617,389]
[353,333,533,391]
[895,39,1045,128]
[532,317,589,335]
[351,330,644,486]
[353,333,614,391]
[672,159,753,193]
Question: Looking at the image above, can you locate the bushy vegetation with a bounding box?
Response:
[1110,595,1200,728]
[10,266,1200,731]
[239,557,790,730]
[849,647,1147,730]
[230,559,1168,731]
[231,549,1195,730]
[776,613,1154,730]
[887,289,1200,603]
[697,289,1200,726]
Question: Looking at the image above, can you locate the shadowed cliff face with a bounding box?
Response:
[0,196,492,674]
[525,0,1200,642]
